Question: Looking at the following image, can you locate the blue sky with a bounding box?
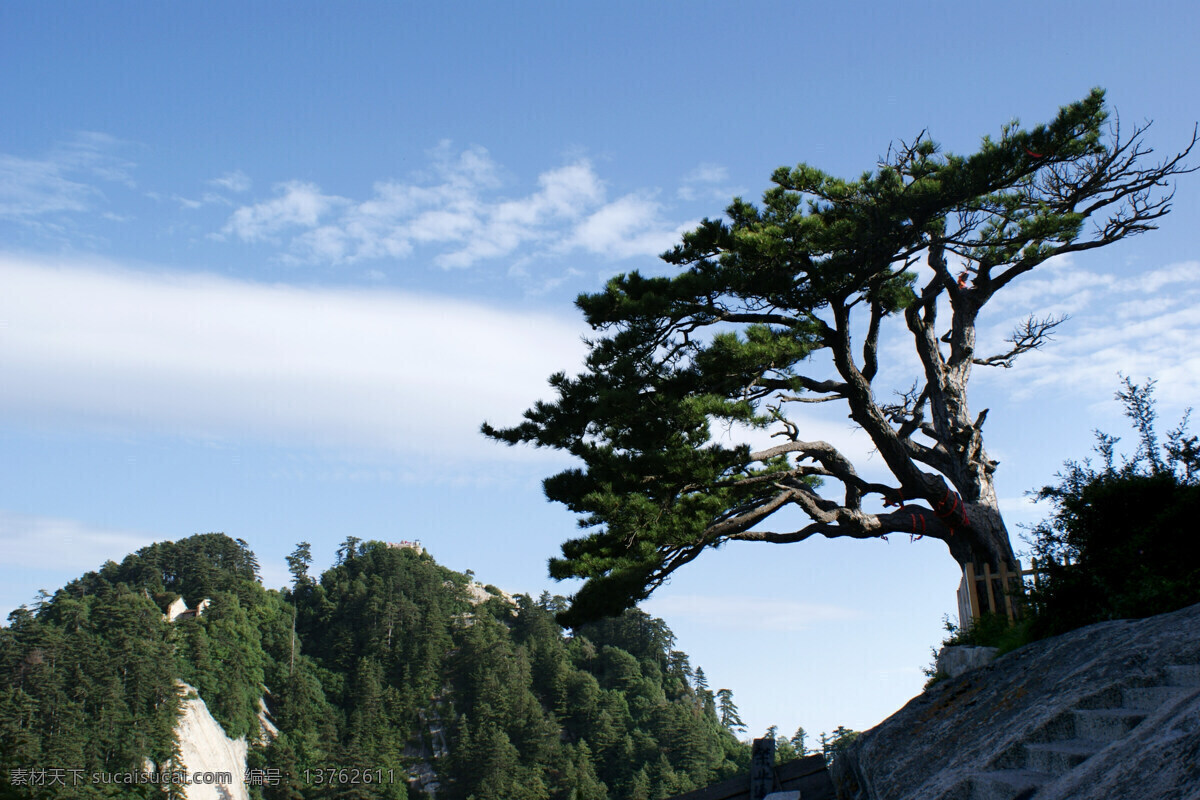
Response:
[3,2,1199,743]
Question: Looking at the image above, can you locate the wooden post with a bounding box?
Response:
[982,562,996,616]
[750,737,775,800]
[957,573,972,631]
[998,561,1014,621]
[965,562,980,623]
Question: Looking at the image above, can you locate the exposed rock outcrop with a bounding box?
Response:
[832,602,1200,800]
[174,683,249,800]
[935,645,998,680]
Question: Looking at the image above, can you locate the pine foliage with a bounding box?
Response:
[0,534,749,799]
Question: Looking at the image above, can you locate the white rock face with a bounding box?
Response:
[174,683,249,800]
[935,644,999,679]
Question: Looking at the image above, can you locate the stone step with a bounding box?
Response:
[1120,685,1190,710]
[1024,738,1104,775]
[965,768,1052,800]
[1164,664,1200,687]
[1071,708,1148,741]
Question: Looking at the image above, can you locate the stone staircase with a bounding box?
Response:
[953,663,1200,800]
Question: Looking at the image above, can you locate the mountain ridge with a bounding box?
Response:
[0,532,752,799]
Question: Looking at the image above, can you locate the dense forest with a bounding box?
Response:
[0,533,783,799]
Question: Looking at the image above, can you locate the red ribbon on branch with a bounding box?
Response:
[933,486,970,532]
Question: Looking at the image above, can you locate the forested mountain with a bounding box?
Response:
[0,534,751,799]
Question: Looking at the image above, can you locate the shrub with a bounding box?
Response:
[1024,378,1200,638]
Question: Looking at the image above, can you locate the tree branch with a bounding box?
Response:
[861,300,885,383]
[726,505,954,544]
[973,314,1069,368]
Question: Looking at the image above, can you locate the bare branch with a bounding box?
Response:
[880,383,927,433]
[726,504,954,544]
[973,314,1069,368]
[778,394,842,404]
[750,438,853,469]
[984,120,1197,295]
[749,438,880,510]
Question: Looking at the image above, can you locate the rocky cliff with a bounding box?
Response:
[832,602,1200,800]
[174,683,250,800]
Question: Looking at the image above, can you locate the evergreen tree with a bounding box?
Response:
[483,90,1198,627]
[715,689,745,734]
[821,726,859,766]
[774,734,798,764]
[287,542,313,589]
[335,536,362,565]
[1,535,747,800]
[790,726,808,756]
[569,740,608,800]
[627,766,651,800]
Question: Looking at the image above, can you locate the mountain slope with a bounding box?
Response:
[0,533,750,800]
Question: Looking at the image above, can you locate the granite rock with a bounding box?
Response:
[935,645,999,680]
[831,602,1200,800]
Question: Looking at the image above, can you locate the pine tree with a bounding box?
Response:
[715,689,745,734]
[774,733,798,764]
[627,766,651,800]
[335,535,362,565]
[484,90,1198,628]
[286,542,313,590]
[790,726,808,756]
[570,740,608,800]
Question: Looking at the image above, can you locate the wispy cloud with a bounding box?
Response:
[677,162,735,202]
[0,255,587,461]
[975,258,1200,407]
[0,510,155,574]
[219,143,694,269]
[643,594,862,632]
[0,133,134,220]
[0,509,161,619]
[0,154,96,217]
[209,170,252,193]
[221,180,348,242]
[566,193,695,259]
[864,253,1200,423]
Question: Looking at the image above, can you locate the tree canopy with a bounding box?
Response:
[1,534,753,800]
[484,89,1196,627]
[1025,378,1200,638]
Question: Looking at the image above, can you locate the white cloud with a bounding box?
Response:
[568,194,696,259]
[209,170,252,193]
[221,181,347,242]
[1114,260,1200,294]
[0,154,97,217]
[0,133,136,220]
[0,510,155,574]
[996,494,1051,522]
[218,145,695,271]
[976,259,1200,407]
[683,163,728,185]
[678,162,733,201]
[0,255,587,460]
[55,132,136,187]
[643,593,862,632]
[535,161,605,216]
